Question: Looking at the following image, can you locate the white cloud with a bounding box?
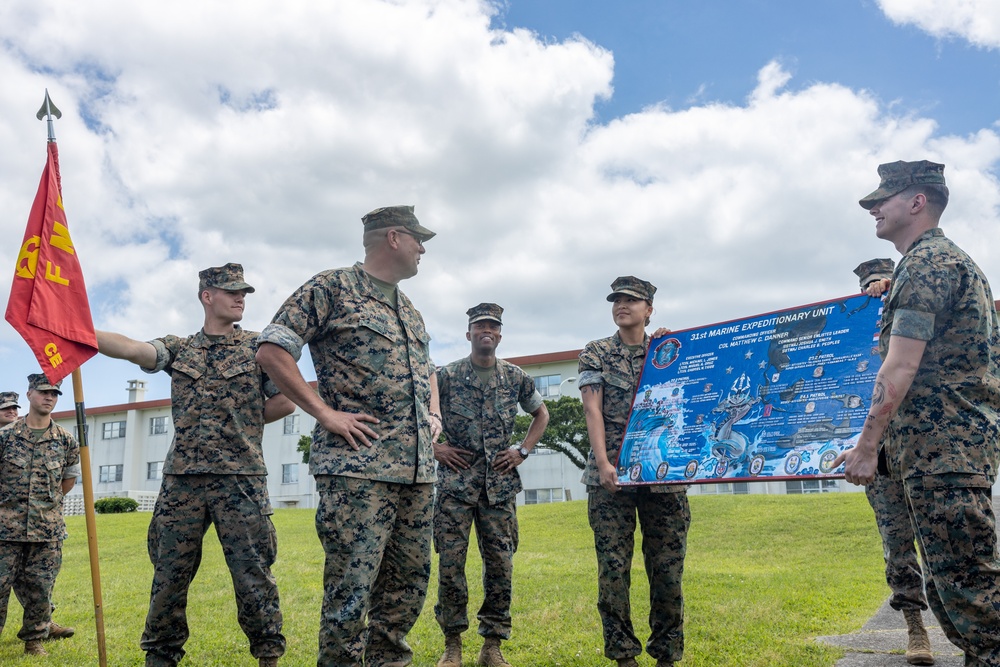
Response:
[0,0,998,407]
[879,0,1000,48]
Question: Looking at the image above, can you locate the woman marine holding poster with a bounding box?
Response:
[578,276,690,667]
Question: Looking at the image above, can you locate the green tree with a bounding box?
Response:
[511,395,590,469]
[297,435,312,464]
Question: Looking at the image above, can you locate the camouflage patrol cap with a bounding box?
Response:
[198,263,255,293]
[607,276,656,302]
[0,392,20,410]
[27,373,62,395]
[859,160,947,210]
[362,205,436,242]
[467,303,503,325]
[853,258,895,286]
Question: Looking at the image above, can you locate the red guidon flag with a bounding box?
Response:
[5,141,97,383]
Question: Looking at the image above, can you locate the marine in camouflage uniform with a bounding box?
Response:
[854,258,932,665]
[0,375,80,657]
[433,303,549,667]
[579,277,689,667]
[854,261,928,607]
[839,161,1000,666]
[96,263,291,667]
[257,205,441,667]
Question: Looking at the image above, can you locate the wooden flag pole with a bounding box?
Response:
[71,367,107,666]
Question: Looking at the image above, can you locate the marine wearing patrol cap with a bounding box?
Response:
[859,160,948,210]
[466,303,503,325]
[606,276,657,302]
[28,373,62,395]
[0,392,20,410]
[198,263,255,293]
[853,258,895,286]
[362,205,436,242]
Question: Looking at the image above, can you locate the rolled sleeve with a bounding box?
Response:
[258,323,304,361]
[520,389,544,414]
[577,369,603,388]
[891,309,936,341]
[63,463,81,480]
[143,338,172,374]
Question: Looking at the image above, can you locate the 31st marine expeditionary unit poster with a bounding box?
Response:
[617,293,884,486]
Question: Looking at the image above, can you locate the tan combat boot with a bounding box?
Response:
[616,659,639,667]
[47,621,75,639]
[477,637,511,667]
[25,639,48,656]
[903,609,934,665]
[437,634,463,667]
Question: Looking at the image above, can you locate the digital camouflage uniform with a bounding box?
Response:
[876,228,1000,665]
[434,354,543,640]
[260,260,436,667]
[853,259,927,613]
[140,326,284,667]
[0,417,79,642]
[580,327,690,665]
[0,390,28,636]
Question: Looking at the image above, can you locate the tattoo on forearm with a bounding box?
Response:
[872,380,885,406]
[581,385,601,395]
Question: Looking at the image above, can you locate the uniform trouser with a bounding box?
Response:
[904,477,1000,667]
[0,540,61,641]
[588,486,690,663]
[433,491,518,640]
[141,474,284,667]
[315,475,433,667]
[865,473,927,611]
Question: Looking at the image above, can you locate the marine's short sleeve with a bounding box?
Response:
[578,341,604,388]
[258,324,305,361]
[517,372,544,414]
[259,273,338,360]
[261,376,281,400]
[889,262,948,341]
[143,335,183,374]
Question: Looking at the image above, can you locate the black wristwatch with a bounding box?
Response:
[516,445,530,459]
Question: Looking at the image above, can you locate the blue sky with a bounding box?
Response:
[499,0,999,135]
[0,0,998,408]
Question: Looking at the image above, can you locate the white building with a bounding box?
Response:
[55,346,855,515]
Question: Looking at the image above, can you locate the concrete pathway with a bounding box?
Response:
[817,600,962,666]
[817,494,1000,665]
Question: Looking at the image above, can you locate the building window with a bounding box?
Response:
[102,421,126,439]
[149,416,169,435]
[283,414,300,435]
[786,479,840,494]
[700,482,749,495]
[282,463,299,484]
[524,488,563,505]
[147,461,163,480]
[534,374,562,398]
[99,465,123,483]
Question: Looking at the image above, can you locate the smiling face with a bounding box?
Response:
[467,319,502,355]
[0,406,18,425]
[868,190,915,243]
[611,294,652,329]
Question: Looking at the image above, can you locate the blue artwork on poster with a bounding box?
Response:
[617,293,884,486]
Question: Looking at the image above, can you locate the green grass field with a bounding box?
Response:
[0,493,887,666]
